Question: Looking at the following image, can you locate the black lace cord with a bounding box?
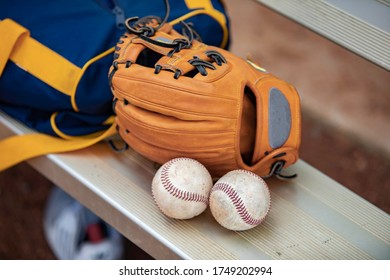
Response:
[124,0,194,59]
[154,65,162,74]
[112,98,118,115]
[108,101,129,153]
[108,61,119,89]
[262,152,298,180]
[108,139,129,152]
[156,48,226,79]
[125,17,158,36]
[108,60,132,88]
[124,0,169,36]
[178,21,194,45]
[205,50,227,66]
[120,0,226,80]
[138,34,191,56]
[173,70,181,79]
[188,57,216,76]
[184,22,203,42]
[155,0,170,32]
[167,37,192,57]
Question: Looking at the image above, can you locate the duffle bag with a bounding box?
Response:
[0,0,230,171]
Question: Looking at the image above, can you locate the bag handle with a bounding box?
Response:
[0,122,117,172]
[0,3,230,171]
[0,19,26,75]
[0,19,117,171]
[0,19,81,96]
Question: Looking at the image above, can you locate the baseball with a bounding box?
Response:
[209,169,271,231]
[152,157,213,219]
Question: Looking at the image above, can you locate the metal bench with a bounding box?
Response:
[0,111,388,259]
[256,0,390,71]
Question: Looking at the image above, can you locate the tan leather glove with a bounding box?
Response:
[109,17,301,179]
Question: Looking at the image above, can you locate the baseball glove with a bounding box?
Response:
[109,15,301,179]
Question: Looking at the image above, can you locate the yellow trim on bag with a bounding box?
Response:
[103,115,116,125]
[0,19,81,96]
[0,122,117,172]
[184,0,214,10]
[170,0,229,49]
[70,47,115,112]
[0,19,27,76]
[0,19,115,112]
[50,112,115,140]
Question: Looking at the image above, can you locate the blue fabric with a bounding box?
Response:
[0,0,230,136]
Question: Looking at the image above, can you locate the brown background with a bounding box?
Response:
[0,0,389,259]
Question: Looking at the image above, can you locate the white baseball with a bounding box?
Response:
[152,157,213,219]
[209,169,271,231]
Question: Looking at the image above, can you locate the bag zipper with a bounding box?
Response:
[111,0,126,30]
[95,0,126,30]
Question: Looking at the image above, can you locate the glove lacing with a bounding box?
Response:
[262,152,297,180]
[109,0,297,180]
[120,0,226,79]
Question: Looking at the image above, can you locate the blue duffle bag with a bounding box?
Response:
[0,0,230,171]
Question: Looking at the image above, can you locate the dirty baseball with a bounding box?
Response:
[209,169,271,231]
[152,157,213,219]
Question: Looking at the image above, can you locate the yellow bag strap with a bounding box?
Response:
[0,19,116,171]
[0,3,229,171]
[0,123,117,172]
[0,19,81,96]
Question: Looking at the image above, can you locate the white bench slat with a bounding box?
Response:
[256,0,390,71]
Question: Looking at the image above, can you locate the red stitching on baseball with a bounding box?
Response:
[233,170,271,214]
[212,182,264,225]
[160,158,208,204]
